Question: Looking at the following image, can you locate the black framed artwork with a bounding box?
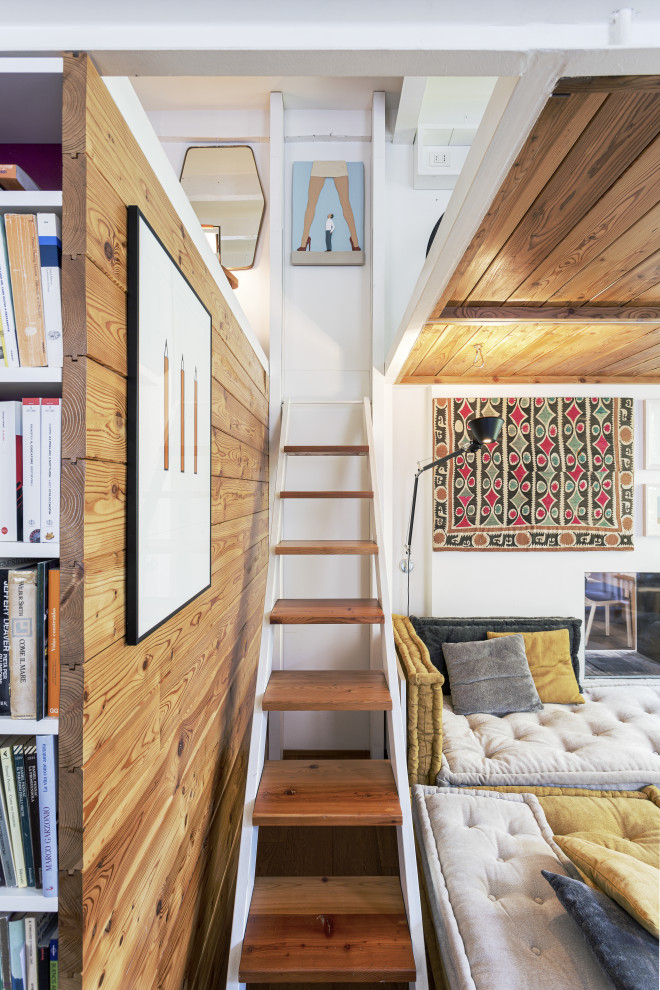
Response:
[126,206,212,644]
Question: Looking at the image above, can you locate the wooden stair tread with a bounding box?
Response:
[270,599,384,624]
[275,540,378,555]
[284,444,369,455]
[280,489,374,498]
[239,876,415,983]
[254,760,402,826]
[263,671,392,711]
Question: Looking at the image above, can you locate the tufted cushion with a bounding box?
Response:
[412,787,611,990]
[487,628,584,704]
[411,616,582,695]
[438,684,660,789]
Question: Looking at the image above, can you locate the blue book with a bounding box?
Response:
[8,917,25,990]
[36,737,57,898]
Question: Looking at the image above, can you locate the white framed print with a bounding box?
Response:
[644,485,660,536]
[644,399,660,469]
[126,206,212,644]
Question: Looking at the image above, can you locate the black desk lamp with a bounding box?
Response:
[401,416,504,616]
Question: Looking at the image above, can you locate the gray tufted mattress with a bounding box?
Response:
[412,787,613,990]
[438,684,660,789]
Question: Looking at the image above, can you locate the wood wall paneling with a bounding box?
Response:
[60,53,269,988]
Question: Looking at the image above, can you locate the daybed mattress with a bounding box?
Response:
[412,786,612,990]
[438,684,660,789]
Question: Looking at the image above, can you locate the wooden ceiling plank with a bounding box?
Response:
[400,375,660,384]
[544,200,660,306]
[438,324,520,377]
[430,92,607,315]
[413,326,481,377]
[589,247,660,304]
[554,76,660,95]
[406,326,450,376]
[552,324,660,375]
[437,305,660,323]
[481,326,552,376]
[513,323,591,373]
[627,278,660,306]
[468,91,660,305]
[594,334,660,375]
[517,323,619,375]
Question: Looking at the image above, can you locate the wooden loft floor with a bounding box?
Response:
[399,74,660,384]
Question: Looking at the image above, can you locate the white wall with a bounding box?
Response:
[390,383,660,673]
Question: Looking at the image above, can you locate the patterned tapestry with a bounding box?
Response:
[432,397,634,551]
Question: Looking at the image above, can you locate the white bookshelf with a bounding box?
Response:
[0,543,60,560]
[0,191,62,216]
[0,889,57,912]
[0,717,58,736]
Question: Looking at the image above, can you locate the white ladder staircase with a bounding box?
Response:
[226,397,427,988]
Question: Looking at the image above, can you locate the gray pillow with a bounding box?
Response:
[441,634,543,716]
[542,871,659,990]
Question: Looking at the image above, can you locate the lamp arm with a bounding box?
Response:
[404,439,480,553]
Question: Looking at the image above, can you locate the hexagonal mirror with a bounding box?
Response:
[180,145,265,270]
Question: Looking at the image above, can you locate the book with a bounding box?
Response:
[0,781,16,888]
[23,748,41,889]
[0,914,10,990]
[35,565,51,723]
[39,402,60,546]
[0,167,40,193]
[8,569,38,719]
[0,223,19,369]
[21,401,40,544]
[48,941,55,990]
[0,570,12,716]
[11,746,35,888]
[4,215,47,368]
[8,915,25,990]
[36,949,47,990]
[35,217,62,370]
[0,744,27,888]
[0,403,22,542]
[45,573,58,720]
[35,737,57,898]
[23,918,35,990]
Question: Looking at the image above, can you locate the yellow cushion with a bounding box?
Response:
[555,834,660,937]
[540,795,660,869]
[487,629,584,704]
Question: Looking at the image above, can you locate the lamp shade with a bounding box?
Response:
[468,416,504,445]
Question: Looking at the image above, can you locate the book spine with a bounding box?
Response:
[8,916,25,990]
[4,215,47,368]
[23,747,41,889]
[8,570,37,719]
[47,942,55,990]
[23,919,35,990]
[36,736,57,897]
[39,402,60,547]
[0,572,11,717]
[12,746,35,887]
[0,915,10,990]
[36,950,47,990]
[21,401,40,544]
[14,409,22,544]
[0,403,19,542]
[46,572,58,719]
[35,565,48,723]
[0,783,16,888]
[0,221,20,368]
[0,167,39,193]
[0,746,26,887]
[35,217,62,370]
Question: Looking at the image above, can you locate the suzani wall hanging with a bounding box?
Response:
[433,397,634,551]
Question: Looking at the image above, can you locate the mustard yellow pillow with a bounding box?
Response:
[555,834,660,937]
[487,629,584,704]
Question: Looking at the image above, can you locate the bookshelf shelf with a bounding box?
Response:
[0,191,62,215]
[0,717,58,736]
[0,890,58,912]
[0,543,59,559]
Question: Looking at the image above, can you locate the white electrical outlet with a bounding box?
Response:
[430,150,450,167]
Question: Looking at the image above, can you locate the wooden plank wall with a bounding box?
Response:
[58,53,269,989]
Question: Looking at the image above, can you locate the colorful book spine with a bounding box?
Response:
[35,216,62,370]
[23,748,41,889]
[0,782,16,888]
[48,941,56,990]
[8,569,37,720]
[4,215,47,368]
[0,913,11,990]
[0,571,11,717]
[11,746,35,888]
[0,402,22,542]
[21,401,40,544]
[23,918,35,990]
[0,745,26,888]
[8,915,25,990]
[39,401,60,547]
[0,222,19,368]
[36,737,57,898]
[46,573,58,720]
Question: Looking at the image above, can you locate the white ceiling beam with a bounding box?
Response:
[392,77,427,145]
[384,51,568,383]
[148,109,269,142]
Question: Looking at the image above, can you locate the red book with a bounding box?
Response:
[47,568,60,716]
